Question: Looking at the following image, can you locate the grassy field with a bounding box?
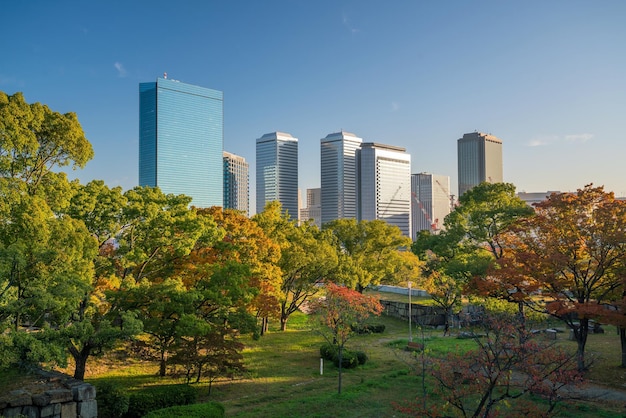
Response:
[5,290,626,417]
[77,307,626,417]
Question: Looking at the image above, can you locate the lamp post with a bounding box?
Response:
[408,281,412,342]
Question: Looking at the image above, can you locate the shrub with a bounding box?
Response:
[125,384,197,418]
[352,324,386,334]
[320,343,336,360]
[143,402,225,418]
[333,350,358,369]
[96,381,130,418]
[355,351,368,365]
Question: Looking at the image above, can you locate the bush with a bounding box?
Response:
[355,351,368,365]
[143,402,225,418]
[96,381,130,418]
[320,343,336,361]
[352,324,386,334]
[333,350,358,369]
[125,384,198,418]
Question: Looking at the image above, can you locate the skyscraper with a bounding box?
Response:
[411,173,451,240]
[300,188,322,228]
[139,77,223,207]
[320,131,363,225]
[358,143,411,237]
[256,132,299,220]
[457,131,503,197]
[223,151,249,216]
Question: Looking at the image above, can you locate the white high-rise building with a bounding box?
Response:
[411,173,451,240]
[320,131,363,225]
[457,131,503,197]
[358,143,411,237]
[256,132,299,221]
[223,151,249,216]
[300,188,322,228]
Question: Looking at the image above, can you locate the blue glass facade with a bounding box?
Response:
[139,78,223,208]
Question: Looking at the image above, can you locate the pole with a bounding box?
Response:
[408,281,412,342]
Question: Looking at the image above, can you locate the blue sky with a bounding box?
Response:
[2,1,626,211]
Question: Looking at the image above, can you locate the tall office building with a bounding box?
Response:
[300,188,322,228]
[320,131,363,225]
[139,77,223,207]
[411,173,451,240]
[358,143,411,237]
[256,132,299,221]
[223,151,249,216]
[457,131,503,197]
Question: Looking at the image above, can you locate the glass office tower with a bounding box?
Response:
[139,77,223,208]
[358,142,411,237]
[223,151,249,216]
[320,131,363,225]
[457,131,503,197]
[256,132,299,221]
[410,173,451,240]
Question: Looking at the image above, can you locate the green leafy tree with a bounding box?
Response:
[254,202,338,331]
[324,218,416,292]
[0,91,96,371]
[442,182,534,323]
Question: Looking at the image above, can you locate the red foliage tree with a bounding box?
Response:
[309,282,383,394]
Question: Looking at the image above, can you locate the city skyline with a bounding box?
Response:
[3,1,626,211]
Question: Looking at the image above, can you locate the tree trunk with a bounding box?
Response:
[70,345,92,381]
[159,349,167,377]
[337,345,343,395]
[574,318,589,371]
[619,327,626,367]
[280,315,288,331]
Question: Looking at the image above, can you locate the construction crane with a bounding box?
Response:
[435,179,457,211]
[411,192,438,233]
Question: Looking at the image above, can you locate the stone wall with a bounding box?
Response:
[0,370,97,418]
[380,300,446,326]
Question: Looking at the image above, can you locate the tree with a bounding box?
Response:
[62,180,142,380]
[443,183,534,323]
[397,314,582,417]
[324,218,417,292]
[309,282,383,394]
[197,207,281,336]
[492,185,626,371]
[254,202,338,331]
[412,229,491,335]
[0,92,97,373]
[0,91,93,198]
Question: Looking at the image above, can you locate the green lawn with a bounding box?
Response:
[81,310,626,417]
[5,293,626,417]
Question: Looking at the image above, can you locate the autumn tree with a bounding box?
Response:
[309,282,383,394]
[324,218,418,292]
[197,207,281,336]
[254,202,338,331]
[492,185,626,371]
[397,314,581,417]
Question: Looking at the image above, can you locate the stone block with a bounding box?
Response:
[41,403,61,418]
[46,389,73,404]
[77,400,98,418]
[60,401,76,418]
[33,393,52,407]
[8,389,32,407]
[3,406,27,417]
[72,384,96,401]
[21,405,41,418]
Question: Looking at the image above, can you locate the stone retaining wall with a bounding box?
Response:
[380,300,446,326]
[0,370,97,418]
